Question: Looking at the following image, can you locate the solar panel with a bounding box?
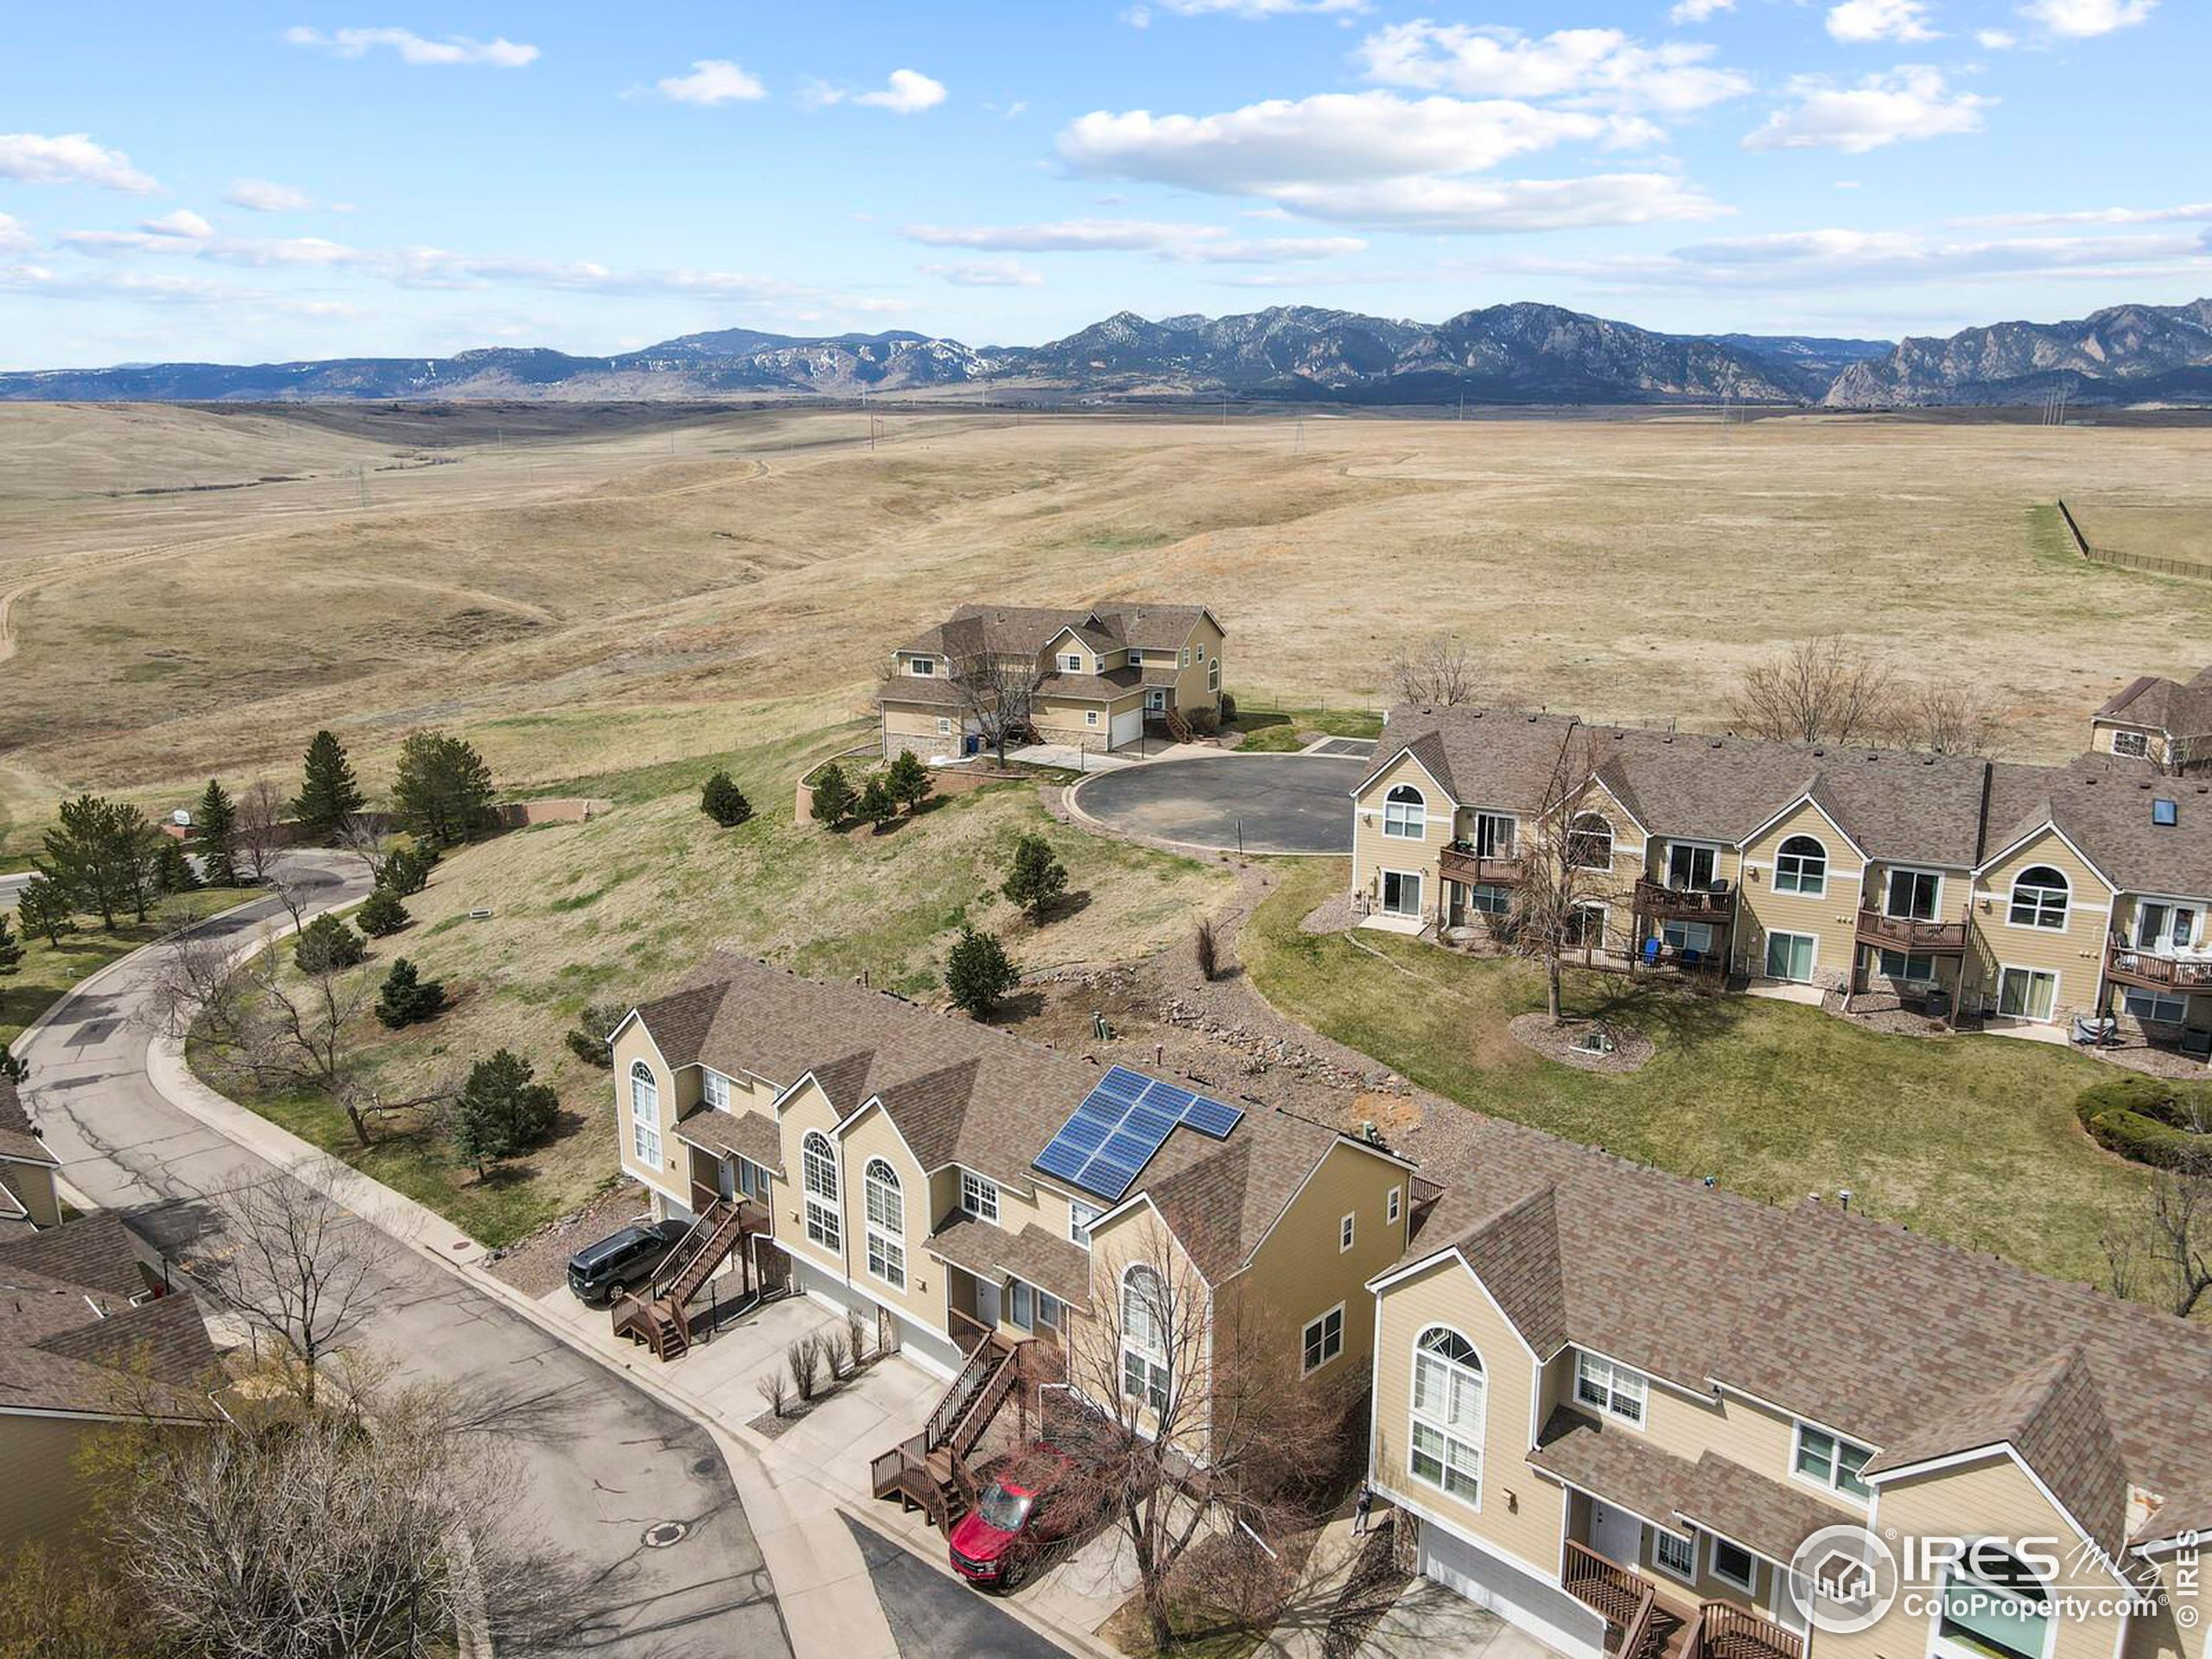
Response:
[1032,1065,1250,1201]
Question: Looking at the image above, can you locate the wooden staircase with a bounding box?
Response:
[869,1332,1029,1531]
[1161,703,1196,743]
[612,1198,758,1361]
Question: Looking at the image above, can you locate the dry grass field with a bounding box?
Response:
[5,403,2212,852]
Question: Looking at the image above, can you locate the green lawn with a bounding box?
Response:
[1243,861,2143,1289]
[3,889,242,1051]
[1227,702,1384,753]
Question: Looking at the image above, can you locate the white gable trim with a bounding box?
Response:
[1354,743,1456,805]
[1976,820,2120,896]
[1738,791,1869,861]
[1866,1442,2130,1588]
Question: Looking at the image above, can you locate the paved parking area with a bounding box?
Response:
[1068,753,1364,855]
[1306,736,1376,759]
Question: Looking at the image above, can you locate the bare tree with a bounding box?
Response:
[1496,728,1624,1022]
[186,1170,393,1408]
[2104,1145,2212,1319]
[1727,637,1894,746]
[1384,633,1482,709]
[1055,1217,1340,1653]
[232,780,291,887]
[335,808,397,888]
[1882,683,2017,757]
[950,650,1049,765]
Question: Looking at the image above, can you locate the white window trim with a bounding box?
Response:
[1773,834,1829,898]
[961,1169,1001,1224]
[2109,729,2150,758]
[1652,1525,1700,1586]
[863,1158,906,1290]
[1387,1185,1403,1226]
[1380,868,1425,918]
[629,1064,662,1168]
[2005,868,2072,932]
[1574,1351,1649,1430]
[1764,928,1819,984]
[1790,1421,1874,1503]
[1994,964,2062,1024]
[1302,1303,1345,1376]
[937,716,953,735]
[802,1131,841,1252]
[1121,1265,1172,1416]
[702,1068,732,1111]
[1084,709,1100,728]
[1339,1212,1356,1253]
[1567,814,1615,873]
[1069,1199,1101,1248]
[911,656,936,676]
[2123,986,2190,1026]
[1061,652,1083,672]
[1927,1544,2058,1659]
[1382,785,1427,841]
[1709,1535,1758,1594]
[1883,865,1946,922]
[1409,1325,1486,1510]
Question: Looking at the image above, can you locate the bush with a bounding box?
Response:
[946,925,1019,1018]
[0,913,21,976]
[374,957,447,1029]
[2075,1076,2212,1169]
[789,1337,823,1402]
[1219,692,1238,723]
[381,842,439,898]
[810,762,856,828]
[153,836,200,894]
[356,887,410,938]
[563,1001,625,1067]
[1002,833,1069,921]
[293,914,366,975]
[856,775,898,830]
[1194,918,1218,982]
[450,1049,558,1173]
[755,1369,791,1419]
[701,771,753,828]
[886,749,933,813]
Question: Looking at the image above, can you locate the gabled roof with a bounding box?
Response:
[1452,1185,1567,1358]
[895,601,1217,664]
[1982,760,2212,898]
[0,1077,57,1168]
[2095,670,2212,738]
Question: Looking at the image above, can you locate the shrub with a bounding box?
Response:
[381,842,439,897]
[755,1369,791,1419]
[1002,833,1069,921]
[810,762,855,829]
[846,1306,870,1366]
[946,925,1019,1018]
[450,1049,559,1173]
[0,1041,24,1084]
[1194,918,1218,982]
[374,957,447,1029]
[700,771,753,828]
[563,1001,625,1067]
[356,887,410,938]
[1187,706,1221,736]
[856,775,898,830]
[2075,1076,2212,1170]
[153,836,200,894]
[1219,692,1238,723]
[886,749,933,813]
[823,1327,853,1379]
[0,913,21,976]
[293,914,366,975]
[788,1337,823,1402]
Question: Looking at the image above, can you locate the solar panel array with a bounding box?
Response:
[1033,1065,1246,1202]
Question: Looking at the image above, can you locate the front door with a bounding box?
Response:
[974,1276,1002,1331]
[1592,1502,1643,1568]
[715,1157,737,1203]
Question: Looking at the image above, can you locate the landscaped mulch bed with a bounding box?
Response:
[1507,1014,1654,1073]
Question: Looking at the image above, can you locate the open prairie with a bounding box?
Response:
[5,402,2212,847]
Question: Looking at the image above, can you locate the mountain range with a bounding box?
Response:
[3,298,2208,410]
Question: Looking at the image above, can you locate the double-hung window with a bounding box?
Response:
[1773,835,1827,896]
[1121,1266,1171,1414]
[863,1159,905,1289]
[1409,1327,1484,1504]
[1068,1200,1101,1248]
[1302,1306,1344,1374]
[2008,867,2069,931]
[1574,1351,1648,1426]
[802,1131,841,1252]
[1654,1528,1699,1584]
[1710,1537,1757,1593]
[961,1170,1000,1223]
[1793,1423,1873,1499]
[1382,785,1426,840]
[702,1069,732,1111]
[629,1063,661,1167]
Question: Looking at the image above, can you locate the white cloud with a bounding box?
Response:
[143,209,214,240]
[856,69,947,113]
[655,60,766,105]
[1669,0,1735,20]
[1621,224,2209,289]
[0,214,32,254]
[226,178,315,213]
[1826,0,1940,43]
[1356,22,1752,113]
[919,260,1046,287]
[1955,200,2212,227]
[1976,28,2018,46]
[1743,67,1990,153]
[1263,172,1724,231]
[2018,0,2154,36]
[1172,234,1370,261]
[902,218,1368,261]
[283,27,538,67]
[0,133,159,194]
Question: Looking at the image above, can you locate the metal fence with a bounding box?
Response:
[2059,497,2212,582]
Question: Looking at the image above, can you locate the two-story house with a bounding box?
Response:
[608,953,1411,1392]
[2091,667,2212,776]
[878,601,1225,760]
[1350,692,2212,1046]
[1366,1115,2212,1659]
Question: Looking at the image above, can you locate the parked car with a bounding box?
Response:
[948,1447,1082,1591]
[566,1217,690,1304]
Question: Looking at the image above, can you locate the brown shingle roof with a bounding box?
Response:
[1985,760,2212,898]
[0,1077,57,1168]
[673,1106,783,1174]
[894,601,1217,666]
[2096,671,2212,739]
[926,1216,1094,1312]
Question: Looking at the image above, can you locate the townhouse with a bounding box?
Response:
[608,952,1412,1388]
[879,601,1226,760]
[2092,667,2212,775]
[2,1074,63,1236]
[1366,1114,2212,1659]
[1350,687,2212,1044]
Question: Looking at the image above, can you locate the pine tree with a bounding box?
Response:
[856,775,898,830]
[293,914,366,975]
[195,779,238,887]
[0,912,22,976]
[15,875,74,947]
[381,842,438,897]
[392,730,497,847]
[38,795,159,931]
[450,1049,557,1174]
[810,762,856,829]
[374,957,446,1028]
[886,749,933,814]
[945,926,1019,1019]
[700,771,753,827]
[294,730,365,844]
[153,836,200,894]
[1002,833,1070,922]
[357,887,410,938]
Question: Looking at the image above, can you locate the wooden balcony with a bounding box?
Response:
[1853,908,1967,955]
[1563,1543,1803,1659]
[1441,844,1525,887]
[2107,935,2212,995]
[1634,879,1737,922]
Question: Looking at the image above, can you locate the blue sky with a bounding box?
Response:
[3,1,2206,368]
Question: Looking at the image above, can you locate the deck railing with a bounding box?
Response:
[2107,933,2212,993]
[1853,907,1968,953]
[1700,1602,1805,1659]
[1634,879,1737,920]
[1440,845,1527,887]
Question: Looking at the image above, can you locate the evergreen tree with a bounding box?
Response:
[391,730,497,847]
[293,730,365,843]
[809,762,856,829]
[293,914,366,976]
[1001,833,1070,922]
[195,779,238,887]
[356,887,410,938]
[373,957,446,1028]
[380,842,438,897]
[945,926,1019,1019]
[700,770,753,827]
[14,875,73,948]
[563,1001,624,1067]
[38,795,159,931]
[0,1041,23,1084]
[153,836,200,894]
[886,749,933,814]
[450,1049,557,1174]
[0,912,22,976]
[856,775,898,830]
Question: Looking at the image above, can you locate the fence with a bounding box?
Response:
[2059,498,2212,582]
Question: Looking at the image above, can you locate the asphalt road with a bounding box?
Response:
[16,855,791,1659]
[0,870,28,912]
[841,1516,1067,1659]
[1069,753,1367,855]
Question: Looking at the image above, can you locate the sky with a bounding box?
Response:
[3,1,2208,369]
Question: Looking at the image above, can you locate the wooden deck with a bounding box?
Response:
[1562,1542,1803,1659]
[1853,908,1968,954]
[1633,880,1737,922]
[2107,936,2212,994]
[1441,845,1526,887]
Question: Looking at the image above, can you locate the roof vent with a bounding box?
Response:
[2153,798,2178,827]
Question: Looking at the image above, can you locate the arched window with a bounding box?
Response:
[1774,834,1828,896]
[1410,1326,1484,1504]
[802,1131,841,1252]
[1567,812,1614,872]
[1935,1545,2052,1659]
[1121,1265,1170,1414]
[1383,783,1426,840]
[628,1062,661,1167]
[863,1158,905,1288]
[2008,865,2070,931]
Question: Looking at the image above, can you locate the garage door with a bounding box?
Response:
[1419,1524,1605,1659]
[785,1257,961,1380]
[1110,707,1144,749]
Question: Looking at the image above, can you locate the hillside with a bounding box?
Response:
[1827,300,2212,409]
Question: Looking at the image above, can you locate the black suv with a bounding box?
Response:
[566,1218,690,1304]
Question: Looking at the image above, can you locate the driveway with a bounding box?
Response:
[1068,753,1365,855]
